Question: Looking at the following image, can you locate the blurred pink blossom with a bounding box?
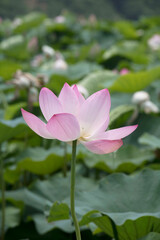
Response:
[54,15,66,24]
[27,37,38,52]
[148,34,160,50]
[119,68,130,75]
[31,54,43,67]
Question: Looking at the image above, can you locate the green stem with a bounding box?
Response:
[63,142,67,177]
[70,140,81,240]
[109,218,119,240]
[0,152,5,240]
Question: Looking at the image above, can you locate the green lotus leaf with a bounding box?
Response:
[126,115,160,145]
[5,169,160,239]
[13,12,46,34]
[109,104,135,129]
[48,202,70,222]
[103,41,148,64]
[0,207,21,234]
[81,145,154,173]
[139,232,160,240]
[4,102,27,120]
[79,66,160,94]
[109,66,160,92]
[66,61,102,81]
[139,133,160,150]
[4,174,95,233]
[78,169,160,239]
[79,70,118,94]
[31,214,74,234]
[114,21,138,39]
[0,60,22,80]
[4,166,21,184]
[0,118,29,143]
[0,35,29,59]
[13,146,70,175]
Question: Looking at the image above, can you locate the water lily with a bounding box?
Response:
[21,83,137,154]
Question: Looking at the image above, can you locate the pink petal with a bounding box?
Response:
[21,108,54,139]
[78,89,111,136]
[94,125,138,140]
[91,115,110,137]
[72,85,85,105]
[39,87,63,121]
[58,83,79,115]
[81,139,123,154]
[46,113,80,142]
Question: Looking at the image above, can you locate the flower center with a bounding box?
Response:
[79,132,91,142]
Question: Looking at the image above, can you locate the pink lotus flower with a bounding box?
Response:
[21,83,137,154]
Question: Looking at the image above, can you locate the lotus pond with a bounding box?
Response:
[0,12,160,240]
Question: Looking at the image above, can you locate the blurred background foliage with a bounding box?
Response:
[1,0,160,240]
[1,0,160,20]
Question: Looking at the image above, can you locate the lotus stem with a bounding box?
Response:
[63,142,67,177]
[70,140,81,240]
